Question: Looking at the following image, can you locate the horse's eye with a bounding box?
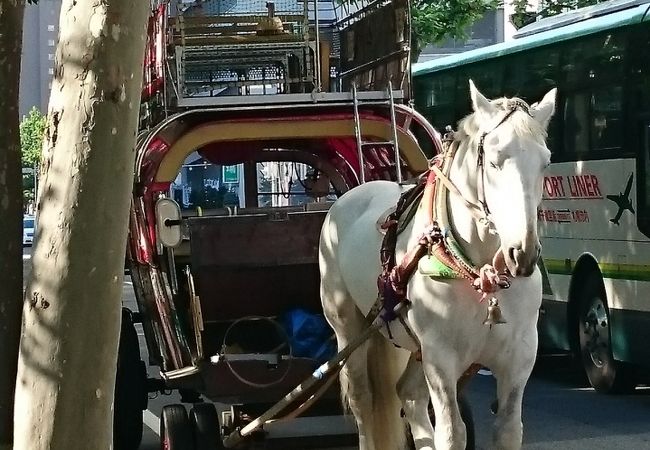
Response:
[489,161,500,170]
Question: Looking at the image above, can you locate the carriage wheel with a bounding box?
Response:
[190,403,225,450]
[161,405,195,450]
[578,271,636,394]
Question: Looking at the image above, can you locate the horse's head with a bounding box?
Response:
[465,80,556,277]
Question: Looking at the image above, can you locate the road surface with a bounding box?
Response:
[21,247,650,449]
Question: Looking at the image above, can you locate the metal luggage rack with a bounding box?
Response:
[170,0,318,106]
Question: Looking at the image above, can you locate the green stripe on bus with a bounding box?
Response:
[543,259,650,281]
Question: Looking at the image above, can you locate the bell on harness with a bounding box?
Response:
[483,297,507,327]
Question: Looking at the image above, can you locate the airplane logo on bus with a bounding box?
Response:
[607,173,635,226]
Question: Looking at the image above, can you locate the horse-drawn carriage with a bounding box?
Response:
[117,0,557,449]
[116,0,441,448]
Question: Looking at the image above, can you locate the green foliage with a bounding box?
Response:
[511,0,605,29]
[411,0,500,52]
[19,107,46,168]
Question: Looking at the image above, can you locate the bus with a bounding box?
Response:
[412,0,650,394]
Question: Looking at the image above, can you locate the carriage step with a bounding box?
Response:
[262,415,358,448]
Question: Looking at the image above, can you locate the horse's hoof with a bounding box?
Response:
[490,399,498,414]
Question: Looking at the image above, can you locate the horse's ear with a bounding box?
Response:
[469,79,496,117]
[531,88,557,129]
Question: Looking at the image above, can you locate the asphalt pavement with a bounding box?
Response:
[21,247,650,449]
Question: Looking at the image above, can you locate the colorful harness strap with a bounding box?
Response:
[376,141,510,325]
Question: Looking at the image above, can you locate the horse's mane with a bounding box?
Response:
[456,97,547,145]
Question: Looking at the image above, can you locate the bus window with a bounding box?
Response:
[588,33,625,83]
[465,62,503,98]
[413,73,456,131]
[563,91,590,155]
[502,55,525,97]
[455,69,471,117]
[504,48,559,100]
[561,33,624,87]
[590,86,623,152]
[424,73,455,108]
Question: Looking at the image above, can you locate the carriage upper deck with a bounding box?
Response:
[142,0,414,110]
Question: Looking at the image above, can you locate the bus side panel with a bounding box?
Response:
[605,278,650,365]
[537,269,572,353]
[537,298,571,353]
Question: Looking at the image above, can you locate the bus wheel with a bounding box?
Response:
[161,404,195,450]
[577,272,636,394]
[190,403,225,449]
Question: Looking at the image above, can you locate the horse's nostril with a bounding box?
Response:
[508,247,517,263]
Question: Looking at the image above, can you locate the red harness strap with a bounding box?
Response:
[377,153,511,324]
[377,162,453,321]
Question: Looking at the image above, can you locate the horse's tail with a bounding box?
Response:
[364,331,409,450]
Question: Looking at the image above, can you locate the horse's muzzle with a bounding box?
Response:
[506,243,540,277]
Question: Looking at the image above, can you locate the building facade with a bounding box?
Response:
[20,0,62,118]
[417,2,541,63]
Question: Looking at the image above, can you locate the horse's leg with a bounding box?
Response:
[321,289,409,449]
[397,354,434,450]
[490,330,537,450]
[322,289,376,449]
[420,352,466,450]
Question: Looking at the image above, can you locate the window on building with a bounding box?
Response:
[47,25,55,32]
[48,67,54,75]
[48,53,55,61]
[47,39,55,46]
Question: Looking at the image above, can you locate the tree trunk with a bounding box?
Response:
[0,2,26,450]
[13,1,149,449]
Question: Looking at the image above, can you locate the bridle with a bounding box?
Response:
[476,99,533,221]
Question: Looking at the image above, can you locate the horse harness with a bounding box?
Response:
[371,100,533,356]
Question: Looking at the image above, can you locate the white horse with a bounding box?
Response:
[319,80,556,450]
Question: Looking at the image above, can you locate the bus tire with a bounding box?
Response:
[161,404,195,450]
[577,271,636,394]
[113,308,148,450]
[190,403,225,450]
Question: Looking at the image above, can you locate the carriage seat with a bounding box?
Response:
[172,202,334,258]
[184,205,331,321]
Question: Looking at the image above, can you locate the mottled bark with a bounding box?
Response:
[13,1,149,449]
[0,1,26,449]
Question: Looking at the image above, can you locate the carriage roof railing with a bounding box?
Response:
[156,0,409,108]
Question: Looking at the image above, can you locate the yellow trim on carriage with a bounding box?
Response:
[154,118,429,183]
